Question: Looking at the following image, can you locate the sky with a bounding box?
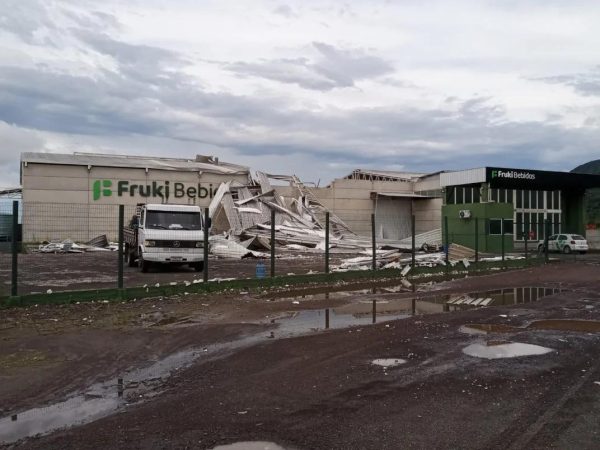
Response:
[1,0,600,188]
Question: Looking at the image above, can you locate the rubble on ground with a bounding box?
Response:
[34,235,118,253]
[208,172,443,259]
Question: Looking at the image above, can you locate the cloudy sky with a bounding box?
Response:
[1,0,600,187]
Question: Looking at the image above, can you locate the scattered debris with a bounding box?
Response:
[372,358,407,368]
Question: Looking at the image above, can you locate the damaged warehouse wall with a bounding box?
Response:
[298,172,443,239]
[20,153,250,242]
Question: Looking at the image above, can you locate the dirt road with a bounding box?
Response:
[2,261,600,449]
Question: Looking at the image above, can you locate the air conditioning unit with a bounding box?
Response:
[459,209,471,219]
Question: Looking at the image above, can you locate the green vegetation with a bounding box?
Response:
[1,257,543,308]
[572,159,600,223]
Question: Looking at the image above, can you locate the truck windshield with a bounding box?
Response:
[146,211,201,230]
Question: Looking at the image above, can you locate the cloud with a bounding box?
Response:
[272,4,297,18]
[226,42,394,91]
[536,66,600,96]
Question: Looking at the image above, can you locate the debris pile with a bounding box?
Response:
[35,235,118,253]
[208,172,443,260]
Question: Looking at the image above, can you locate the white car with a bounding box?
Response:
[538,233,588,254]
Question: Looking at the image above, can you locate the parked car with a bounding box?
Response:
[537,233,588,254]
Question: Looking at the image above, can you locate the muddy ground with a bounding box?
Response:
[0,251,353,296]
[1,261,600,449]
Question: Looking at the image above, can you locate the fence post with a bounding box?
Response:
[411,215,416,269]
[371,213,376,271]
[474,217,479,263]
[544,219,550,263]
[271,209,276,277]
[117,205,124,289]
[524,218,529,259]
[11,200,18,297]
[444,216,449,265]
[501,222,505,264]
[204,208,210,283]
[325,212,330,274]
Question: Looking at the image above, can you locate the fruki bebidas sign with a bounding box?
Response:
[92,180,216,201]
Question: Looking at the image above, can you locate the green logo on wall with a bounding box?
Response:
[93,180,113,200]
[91,179,216,201]
[491,170,498,178]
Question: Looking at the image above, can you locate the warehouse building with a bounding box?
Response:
[18,152,600,250]
[20,152,250,241]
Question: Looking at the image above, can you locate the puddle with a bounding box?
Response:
[0,336,263,445]
[213,442,287,450]
[463,319,600,335]
[372,358,406,368]
[442,287,564,310]
[270,307,411,337]
[463,342,554,359]
[528,319,600,333]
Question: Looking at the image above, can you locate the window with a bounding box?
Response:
[491,188,498,202]
[538,191,544,209]
[489,219,502,235]
[473,187,481,203]
[465,187,473,203]
[457,187,463,204]
[516,190,523,208]
[503,219,513,235]
[531,190,537,209]
[523,190,530,208]
[553,190,561,210]
[446,187,455,205]
[499,189,506,203]
[507,190,513,204]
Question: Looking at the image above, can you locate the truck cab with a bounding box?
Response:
[125,204,207,272]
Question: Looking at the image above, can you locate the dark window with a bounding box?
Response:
[516,190,523,208]
[499,189,506,203]
[503,219,513,235]
[446,187,455,205]
[553,190,561,209]
[507,190,513,204]
[531,190,537,209]
[546,191,553,210]
[538,191,544,209]
[524,190,530,208]
[473,187,481,203]
[490,188,497,202]
[489,219,502,235]
[456,187,464,204]
[465,187,473,204]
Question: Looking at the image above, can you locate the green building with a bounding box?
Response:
[440,167,600,253]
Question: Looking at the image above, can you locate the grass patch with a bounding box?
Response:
[0,257,544,309]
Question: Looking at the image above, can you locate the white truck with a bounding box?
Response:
[124,203,208,272]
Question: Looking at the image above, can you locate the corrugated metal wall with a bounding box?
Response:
[375,197,412,240]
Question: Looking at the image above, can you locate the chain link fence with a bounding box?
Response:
[1,201,586,298]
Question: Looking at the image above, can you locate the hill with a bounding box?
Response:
[571,159,600,223]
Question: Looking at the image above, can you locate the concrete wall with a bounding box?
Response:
[414,198,442,234]
[313,179,415,236]
[22,162,248,242]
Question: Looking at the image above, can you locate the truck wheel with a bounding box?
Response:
[126,245,137,267]
[140,256,150,273]
[193,261,204,272]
